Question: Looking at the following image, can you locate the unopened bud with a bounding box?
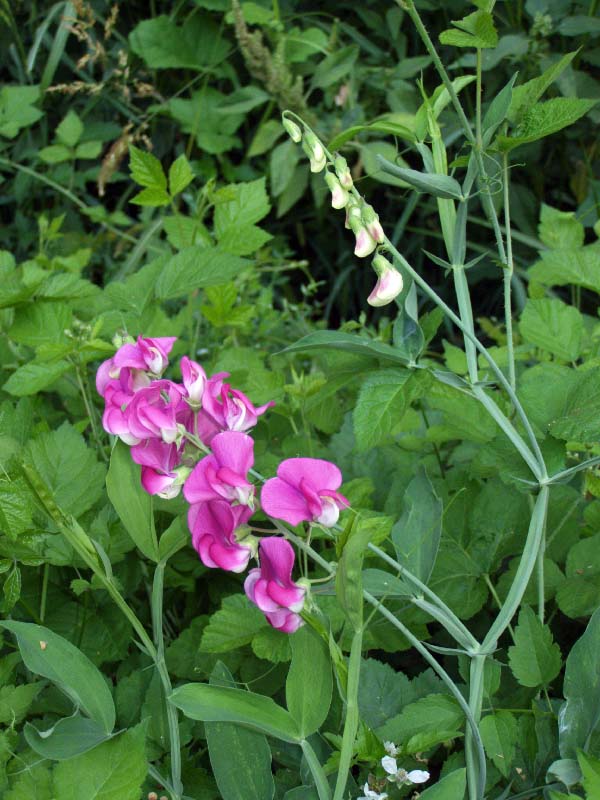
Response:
[303,131,326,173]
[282,116,302,143]
[361,204,385,243]
[334,155,353,189]
[324,171,349,210]
[345,202,362,230]
[368,256,403,307]
[353,226,377,258]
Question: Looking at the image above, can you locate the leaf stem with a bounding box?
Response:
[502,152,516,390]
[332,628,363,800]
[301,739,332,800]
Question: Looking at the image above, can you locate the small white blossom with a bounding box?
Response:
[358,783,388,800]
[382,756,430,786]
[383,741,400,757]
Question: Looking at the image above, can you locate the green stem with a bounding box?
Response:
[546,455,600,484]
[301,739,332,800]
[453,267,478,383]
[483,575,515,642]
[40,563,49,623]
[475,49,483,149]
[537,525,546,624]
[503,153,516,390]
[465,654,486,800]
[333,628,363,800]
[363,591,487,800]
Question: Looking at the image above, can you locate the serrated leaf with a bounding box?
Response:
[498,97,598,152]
[130,186,171,206]
[251,627,291,663]
[39,144,72,164]
[155,246,250,299]
[550,368,600,443]
[508,607,562,688]
[418,769,466,800]
[169,153,194,195]
[201,595,267,653]
[439,10,498,49]
[128,144,167,190]
[519,298,583,361]
[3,565,21,611]
[508,51,578,124]
[213,178,270,236]
[217,224,272,256]
[56,111,83,147]
[480,711,518,776]
[378,693,463,743]
[529,244,600,294]
[353,369,411,452]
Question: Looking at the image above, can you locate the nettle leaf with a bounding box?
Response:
[128,144,167,190]
[213,178,271,236]
[508,607,562,688]
[3,359,71,396]
[201,594,267,653]
[519,298,583,362]
[480,711,518,777]
[25,422,106,518]
[358,659,413,730]
[498,97,598,152]
[508,51,578,124]
[578,751,600,797]
[377,693,463,745]
[550,368,600,443]
[353,369,411,452]
[168,153,194,196]
[538,204,585,251]
[418,769,466,800]
[0,85,43,139]
[391,467,442,584]
[130,186,171,207]
[129,14,228,69]
[52,723,147,800]
[56,111,83,147]
[155,247,251,299]
[439,10,498,49]
[559,607,600,758]
[529,244,600,294]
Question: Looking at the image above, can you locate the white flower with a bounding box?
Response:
[383,741,400,757]
[358,783,388,800]
[382,756,430,786]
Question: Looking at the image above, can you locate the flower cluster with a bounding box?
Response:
[358,743,430,800]
[96,335,348,634]
[283,113,403,308]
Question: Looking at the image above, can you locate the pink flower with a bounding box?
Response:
[188,499,255,572]
[124,379,186,445]
[180,356,207,405]
[362,205,385,244]
[201,375,274,435]
[96,336,176,396]
[183,431,255,508]
[367,256,403,307]
[130,438,188,499]
[244,538,306,633]
[101,368,150,442]
[261,458,348,527]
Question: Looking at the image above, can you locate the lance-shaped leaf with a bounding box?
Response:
[286,625,332,738]
[377,157,465,200]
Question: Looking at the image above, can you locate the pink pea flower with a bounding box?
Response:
[362,205,385,244]
[183,431,255,508]
[244,538,306,633]
[101,368,152,443]
[96,336,176,396]
[180,356,207,405]
[188,499,255,572]
[367,255,403,307]
[124,379,186,445]
[261,458,348,527]
[130,439,189,499]
[201,374,274,435]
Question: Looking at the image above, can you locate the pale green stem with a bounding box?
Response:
[503,153,517,390]
[476,49,483,149]
[363,591,487,800]
[453,267,478,383]
[537,526,546,624]
[466,655,486,800]
[301,739,332,800]
[332,629,363,800]
[547,455,600,484]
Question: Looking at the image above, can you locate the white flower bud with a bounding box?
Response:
[334,155,353,189]
[282,116,302,143]
[324,171,349,209]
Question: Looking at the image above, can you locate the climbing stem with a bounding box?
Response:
[332,628,363,800]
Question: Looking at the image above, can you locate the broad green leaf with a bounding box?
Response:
[556,533,600,618]
[378,693,463,743]
[538,204,585,250]
[498,97,598,152]
[328,119,416,151]
[217,224,272,256]
[311,45,359,90]
[362,569,410,599]
[0,85,43,138]
[155,246,250,299]
[39,144,72,164]
[559,15,600,36]
[128,144,166,189]
[270,140,300,198]
[3,359,71,396]
[24,713,112,760]
[251,627,292,663]
[216,86,270,115]
[282,331,409,366]
[0,476,34,537]
[3,565,21,610]
[213,178,271,236]
[201,594,267,653]
[0,682,42,724]
[508,51,578,124]
[0,621,115,733]
[129,14,228,69]
[56,111,83,147]
[529,244,600,294]
[559,607,600,758]
[158,515,189,562]
[4,763,53,800]
[439,11,498,49]
[75,140,102,159]
[336,515,372,631]
[170,683,301,742]
[550,368,600,443]
[9,301,72,347]
[417,769,466,800]
[353,369,411,452]
[480,711,518,776]
[519,298,583,361]
[358,658,413,730]
[25,422,105,518]
[391,467,442,584]
[286,626,332,738]
[168,154,194,195]
[508,606,562,688]
[578,751,600,797]
[547,758,582,789]
[206,662,275,800]
[52,723,147,800]
[377,158,464,199]
[130,186,171,207]
[106,441,158,561]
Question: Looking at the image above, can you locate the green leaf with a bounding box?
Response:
[508,606,562,688]
[52,724,147,800]
[170,683,301,742]
[556,533,600,618]
[168,154,194,195]
[130,186,171,207]
[251,627,292,663]
[418,769,466,800]
[282,331,409,366]
[213,178,271,237]
[201,594,267,653]
[56,111,83,147]
[336,516,374,631]
[378,693,463,744]
[529,244,600,294]
[498,97,598,152]
[39,144,72,164]
[3,359,71,396]
[0,682,42,724]
[547,758,581,789]
[106,441,158,561]
[508,51,578,124]
[578,751,600,797]
[0,85,43,139]
[480,711,518,776]
[328,119,416,151]
[311,45,359,90]
[129,14,228,70]
[483,73,517,146]
[377,158,464,199]
[25,422,106,518]
[358,658,413,731]
[9,301,72,347]
[439,10,498,49]
[286,626,332,738]
[3,565,21,611]
[75,140,102,159]
[4,763,53,800]
[559,607,600,758]
[155,246,250,299]
[0,621,115,733]
[206,662,275,800]
[24,713,112,760]
[217,224,272,256]
[538,204,585,251]
[353,369,411,452]
[391,466,442,584]
[216,86,270,115]
[519,298,583,361]
[550,369,600,443]
[128,144,167,190]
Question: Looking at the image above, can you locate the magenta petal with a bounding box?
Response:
[183,457,216,504]
[197,536,219,569]
[206,539,251,573]
[259,538,296,584]
[96,360,114,396]
[244,569,260,603]
[113,343,146,370]
[253,580,281,613]
[267,580,305,611]
[211,431,254,476]
[260,478,311,526]
[141,467,175,496]
[278,457,342,493]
